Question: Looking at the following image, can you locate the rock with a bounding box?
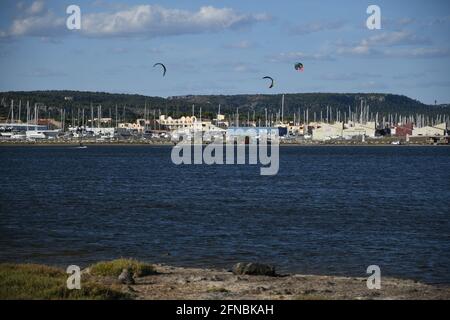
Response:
[232,263,276,277]
[370,291,381,297]
[256,286,269,292]
[209,275,223,282]
[303,289,318,295]
[176,278,189,285]
[127,285,137,293]
[189,276,207,282]
[118,268,135,285]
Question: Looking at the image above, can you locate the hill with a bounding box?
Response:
[1,90,449,122]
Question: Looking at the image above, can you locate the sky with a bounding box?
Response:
[0,0,449,104]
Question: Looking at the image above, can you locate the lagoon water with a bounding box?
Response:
[0,145,449,284]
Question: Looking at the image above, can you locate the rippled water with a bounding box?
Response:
[0,145,449,284]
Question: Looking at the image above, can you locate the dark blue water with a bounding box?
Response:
[0,145,449,284]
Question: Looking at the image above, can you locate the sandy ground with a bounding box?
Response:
[88,264,450,300]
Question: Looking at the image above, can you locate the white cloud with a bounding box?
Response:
[428,15,450,26]
[270,51,335,62]
[361,31,431,47]
[1,4,270,39]
[383,17,416,29]
[0,1,63,37]
[27,1,46,15]
[8,11,65,37]
[224,40,255,49]
[337,45,450,59]
[289,20,346,35]
[384,47,450,59]
[335,31,436,58]
[81,5,270,37]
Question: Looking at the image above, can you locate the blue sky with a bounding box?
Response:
[0,0,449,104]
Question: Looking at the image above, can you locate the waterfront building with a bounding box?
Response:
[158,115,197,130]
[412,123,447,137]
[393,123,413,137]
[342,122,376,139]
[312,122,344,141]
[118,119,149,133]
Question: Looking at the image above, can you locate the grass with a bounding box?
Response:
[90,258,156,277]
[0,263,129,300]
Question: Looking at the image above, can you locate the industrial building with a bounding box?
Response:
[412,123,447,137]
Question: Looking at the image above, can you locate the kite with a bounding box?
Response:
[262,76,274,88]
[295,63,304,72]
[153,63,167,77]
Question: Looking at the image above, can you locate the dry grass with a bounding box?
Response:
[0,263,128,300]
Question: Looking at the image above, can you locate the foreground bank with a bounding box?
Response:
[1,260,448,300]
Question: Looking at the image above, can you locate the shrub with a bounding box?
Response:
[90,259,156,277]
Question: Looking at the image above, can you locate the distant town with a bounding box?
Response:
[0,93,449,145]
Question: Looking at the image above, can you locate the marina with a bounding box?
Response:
[1,95,449,145]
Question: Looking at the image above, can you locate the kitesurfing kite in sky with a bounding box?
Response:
[295,62,304,72]
[153,63,167,77]
[262,76,274,88]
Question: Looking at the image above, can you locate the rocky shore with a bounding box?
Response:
[2,260,449,300]
[109,264,449,300]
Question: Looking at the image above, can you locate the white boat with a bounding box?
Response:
[11,133,26,140]
[0,132,13,138]
[26,131,46,139]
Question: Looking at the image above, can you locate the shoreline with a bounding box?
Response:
[1,260,449,300]
[1,141,449,147]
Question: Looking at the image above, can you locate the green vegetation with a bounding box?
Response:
[1,90,449,123]
[0,263,128,300]
[90,258,156,277]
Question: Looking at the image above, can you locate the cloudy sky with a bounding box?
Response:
[0,0,449,103]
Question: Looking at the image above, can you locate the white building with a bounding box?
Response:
[158,115,197,130]
[312,122,343,141]
[412,123,447,137]
[342,122,376,139]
